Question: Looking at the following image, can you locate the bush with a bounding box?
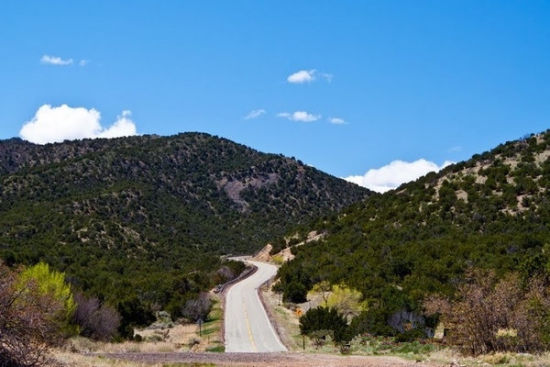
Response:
[283,281,308,303]
[425,270,550,355]
[350,308,394,337]
[17,262,76,334]
[0,264,65,367]
[117,297,156,339]
[182,292,212,322]
[299,307,352,345]
[74,292,121,341]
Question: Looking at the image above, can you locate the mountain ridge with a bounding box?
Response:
[275,129,550,336]
[0,132,370,327]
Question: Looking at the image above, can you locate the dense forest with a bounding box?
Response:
[0,133,369,336]
[276,130,550,343]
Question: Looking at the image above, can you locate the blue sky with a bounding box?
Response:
[1,1,549,190]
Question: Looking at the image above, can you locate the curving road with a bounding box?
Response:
[224,259,287,353]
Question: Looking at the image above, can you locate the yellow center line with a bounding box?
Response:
[243,300,257,352]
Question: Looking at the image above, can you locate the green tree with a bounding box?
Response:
[299,306,352,345]
[18,262,76,332]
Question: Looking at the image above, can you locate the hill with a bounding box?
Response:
[275,130,550,336]
[0,132,369,332]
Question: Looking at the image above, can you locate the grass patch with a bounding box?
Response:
[206,345,225,353]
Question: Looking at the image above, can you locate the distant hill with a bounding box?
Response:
[276,130,550,335]
[0,133,369,326]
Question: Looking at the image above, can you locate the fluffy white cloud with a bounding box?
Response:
[41,55,73,66]
[277,111,321,122]
[345,159,454,193]
[287,69,316,84]
[329,117,346,124]
[20,104,138,144]
[244,109,266,120]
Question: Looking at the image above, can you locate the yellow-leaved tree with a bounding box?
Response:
[326,284,367,320]
[18,262,76,334]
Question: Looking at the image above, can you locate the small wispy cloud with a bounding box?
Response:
[41,54,73,66]
[287,69,333,84]
[277,111,321,122]
[448,145,462,152]
[320,72,333,83]
[79,59,89,67]
[328,117,346,125]
[287,69,316,84]
[244,109,266,120]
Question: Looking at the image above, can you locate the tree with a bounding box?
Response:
[299,306,352,345]
[283,281,308,303]
[424,270,550,355]
[0,263,65,367]
[308,280,332,306]
[74,292,121,341]
[182,292,212,322]
[17,262,76,333]
[326,284,367,320]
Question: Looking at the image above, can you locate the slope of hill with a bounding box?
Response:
[275,130,550,335]
[0,132,369,331]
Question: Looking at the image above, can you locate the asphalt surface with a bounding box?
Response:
[224,260,287,353]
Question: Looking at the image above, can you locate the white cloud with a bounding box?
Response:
[345,159,454,193]
[277,111,321,122]
[97,110,137,138]
[20,104,138,144]
[329,117,346,124]
[287,69,333,84]
[41,55,73,66]
[79,59,89,67]
[287,69,316,84]
[244,109,266,120]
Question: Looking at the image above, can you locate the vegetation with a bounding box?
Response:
[17,262,76,333]
[0,133,368,336]
[73,292,121,341]
[0,263,71,366]
[425,270,550,355]
[276,130,550,351]
[299,307,352,346]
[325,284,367,320]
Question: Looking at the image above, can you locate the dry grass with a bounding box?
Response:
[64,336,179,353]
[425,349,550,367]
[262,285,550,366]
[54,351,165,367]
[57,295,225,365]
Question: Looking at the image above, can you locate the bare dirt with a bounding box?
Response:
[92,351,436,367]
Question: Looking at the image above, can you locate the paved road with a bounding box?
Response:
[225,259,287,353]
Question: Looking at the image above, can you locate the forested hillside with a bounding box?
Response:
[276,130,550,340]
[0,133,369,334]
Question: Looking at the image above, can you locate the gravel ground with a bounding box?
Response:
[92,352,438,367]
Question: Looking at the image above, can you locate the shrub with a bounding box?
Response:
[299,307,352,345]
[424,270,550,355]
[17,262,76,333]
[0,264,65,367]
[283,281,308,303]
[326,284,367,319]
[74,292,121,341]
[350,308,395,337]
[182,292,212,322]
